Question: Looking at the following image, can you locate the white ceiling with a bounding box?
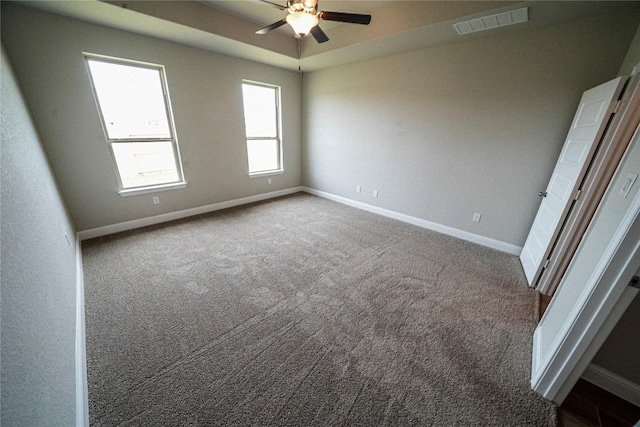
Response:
[17,1,640,72]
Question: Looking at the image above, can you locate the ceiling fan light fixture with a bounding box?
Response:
[285,11,318,37]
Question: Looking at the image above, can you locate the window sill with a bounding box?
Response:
[119,182,187,197]
[249,170,284,178]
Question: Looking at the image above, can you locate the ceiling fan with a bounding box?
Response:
[255,0,371,43]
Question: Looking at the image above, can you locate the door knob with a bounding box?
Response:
[539,191,548,197]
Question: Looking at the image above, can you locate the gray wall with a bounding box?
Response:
[1,3,303,231]
[618,22,640,76]
[302,11,639,247]
[592,292,640,385]
[1,45,78,426]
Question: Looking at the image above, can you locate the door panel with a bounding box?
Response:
[531,128,640,405]
[520,77,626,286]
[536,75,640,295]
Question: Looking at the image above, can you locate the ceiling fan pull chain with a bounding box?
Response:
[298,38,304,76]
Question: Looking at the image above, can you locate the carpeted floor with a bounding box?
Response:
[81,193,556,426]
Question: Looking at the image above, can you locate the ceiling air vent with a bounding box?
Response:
[453,7,528,36]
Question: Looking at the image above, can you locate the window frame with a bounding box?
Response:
[241,80,284,177]
[84,53,186,196]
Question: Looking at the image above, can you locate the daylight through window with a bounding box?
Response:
[241,82,282,175]
[85,54,185,192]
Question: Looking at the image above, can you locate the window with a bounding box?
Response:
[85,54,185,194]
[241,81,282,175]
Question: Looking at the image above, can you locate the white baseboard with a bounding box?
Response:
[77,187,304,240]
[78,186,522,256]
[75,235,89,427]
[302,187,522,256]
[582,363,640,407]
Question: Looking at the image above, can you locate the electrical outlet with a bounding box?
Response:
[472,213,481,222]
[373,190,378,198]
[152,196,160,205]
[267,178,272,184]
[356,185,362,193]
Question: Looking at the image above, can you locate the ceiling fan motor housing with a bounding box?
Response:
[288,0,318,14]
[256,0,371,43]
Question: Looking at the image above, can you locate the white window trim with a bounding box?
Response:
[242,80,283,176]
[118,182,187,197]
[249,170,285,179]
[84,53,187,194]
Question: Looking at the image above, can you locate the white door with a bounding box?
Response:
[520,77,626,287]
[531,128,640,404]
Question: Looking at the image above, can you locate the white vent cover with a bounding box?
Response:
[453,7,528,36]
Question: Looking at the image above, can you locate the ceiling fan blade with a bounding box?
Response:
[319,11,371,25]
[256,19,288,35]
[310,25,329,43]
[257,0,287,10]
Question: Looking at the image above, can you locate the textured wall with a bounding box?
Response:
[302,11,639,247]
[592,290,640,385]
[1,45,77,426]
[618,22,640,76]
[1,3,303,231]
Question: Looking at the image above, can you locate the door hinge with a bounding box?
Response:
[574,189,582,201]
[613,100,623,114]
[543,259,550,269]
[629,275,640,289]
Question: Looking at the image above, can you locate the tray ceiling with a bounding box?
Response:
[15,1,640,72]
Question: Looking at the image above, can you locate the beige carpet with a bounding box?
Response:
[81,193,556,426]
